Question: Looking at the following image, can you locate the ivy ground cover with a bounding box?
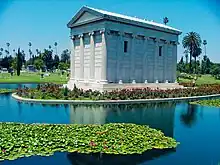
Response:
[191,99,220,107]
[0,123,178,161]
[0,89,13,94]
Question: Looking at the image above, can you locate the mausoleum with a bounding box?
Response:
[67,6,182,91]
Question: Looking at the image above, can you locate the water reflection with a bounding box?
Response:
[69,102,176,137]
[180,104,198,128]
[67,148,175,165]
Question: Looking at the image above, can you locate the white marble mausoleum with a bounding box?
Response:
[67,6,182,91]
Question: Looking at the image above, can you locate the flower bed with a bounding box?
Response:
[0,123,178,161]
[16,84,220,101]
[191,99,220,107]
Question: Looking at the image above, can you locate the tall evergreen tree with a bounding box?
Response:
[16,48,22,76]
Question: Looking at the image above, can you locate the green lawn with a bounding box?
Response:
[179,74,220,85]
[0,72,68,84]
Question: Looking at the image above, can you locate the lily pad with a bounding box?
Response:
[0,123,178,161]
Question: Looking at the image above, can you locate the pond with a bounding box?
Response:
[0,84,220,165]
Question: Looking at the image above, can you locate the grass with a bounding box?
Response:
[178,74,220,85]
[0,72,68,84]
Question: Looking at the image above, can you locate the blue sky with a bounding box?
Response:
[0,0,220,62]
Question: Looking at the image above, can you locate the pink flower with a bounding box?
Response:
[2,149,6,153]
[89,141,96,147]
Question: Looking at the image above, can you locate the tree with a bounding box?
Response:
[182,32,202,73]
[192,47,202,73]
[54,54,60,69]
[210,64,220,77]
[203,40,207,56]
[0,56,13,69]
[16,48,22,76]
[201,55,212,74]
[13,49,16,57]
[177,56,185,73]
[6,42,10,57]
[42,49,53,71]
[0,48,3,58]
[61,49,70,64]
[5,50,9,57]
[11,57,17,70]
[163,17,169,25]
[54,42,58,55]
[34,58,44,70]
[184,50,189,64]
[58,62,69,70]
[21,50,26,66]
[28,42,32,64]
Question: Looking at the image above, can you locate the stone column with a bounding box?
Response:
[173,42,178,83]
[163,41,168,82]
[79,34,84,81]
[89,32,95,81]
[116,32,122,83]
[143,36,148,82]
[130,34,135,83]
[100,29,107,83]
[154,39,159,83]
[70,36,75,80]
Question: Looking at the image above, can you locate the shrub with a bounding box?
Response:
[16,83,220,101]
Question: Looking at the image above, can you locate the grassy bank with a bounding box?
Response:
[0,72,68,84]
[178,74,220,86]
[0,123,178,161]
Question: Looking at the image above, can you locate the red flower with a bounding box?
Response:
[89,141,96,147]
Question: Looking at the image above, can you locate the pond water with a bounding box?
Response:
[0,84,220,165]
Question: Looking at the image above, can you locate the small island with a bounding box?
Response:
[15,83,220,101]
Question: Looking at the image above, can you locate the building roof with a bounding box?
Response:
[68,6,182,35]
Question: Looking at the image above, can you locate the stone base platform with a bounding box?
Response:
[67,79,184,92]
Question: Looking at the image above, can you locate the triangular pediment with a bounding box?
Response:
[75,11,100,24]
[67,6,104,28]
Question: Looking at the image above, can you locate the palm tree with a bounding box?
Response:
[6,42,10,57]
[203,40,207,56]
[49,45,52,50]
[28,42,32,61]
[5,50,9,57]
[182,32,202,73]
[13,49,16,57]
[54,42,58,55]
[36,49,40,55]
[0,48,3,58]
[184,50,189,64]
[163,17,169,25]
[192,47,202,73]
